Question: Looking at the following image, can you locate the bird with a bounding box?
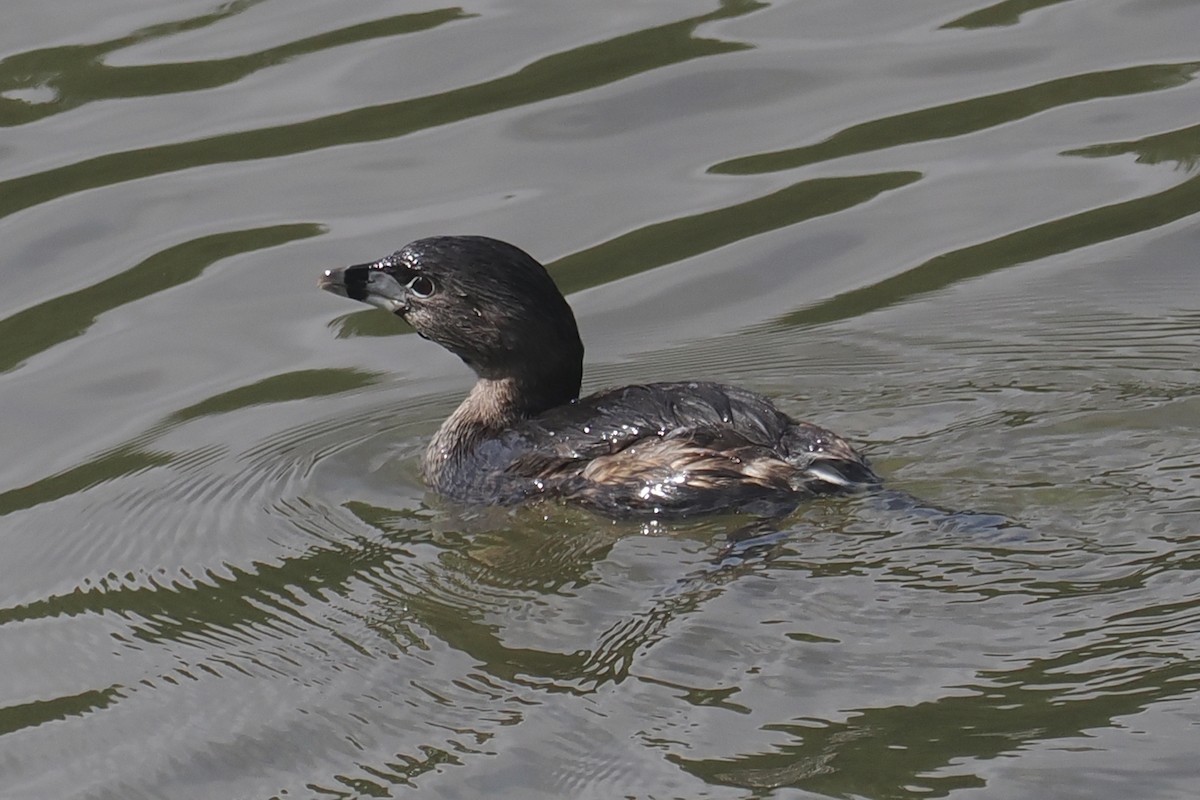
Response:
[319,235,879,517]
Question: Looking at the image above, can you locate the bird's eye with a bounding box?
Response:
[407,275,435,298]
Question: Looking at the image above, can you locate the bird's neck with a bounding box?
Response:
[422,369,580,490]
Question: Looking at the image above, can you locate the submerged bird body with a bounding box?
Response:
[320,236,878,517]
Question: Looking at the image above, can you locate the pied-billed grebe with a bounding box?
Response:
[319,236,879,517]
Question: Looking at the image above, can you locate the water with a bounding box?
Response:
[2,1,1199,798]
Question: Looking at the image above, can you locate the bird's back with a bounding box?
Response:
[431,381,879,516]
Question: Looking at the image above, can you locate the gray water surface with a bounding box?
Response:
[2,1,1199,798]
